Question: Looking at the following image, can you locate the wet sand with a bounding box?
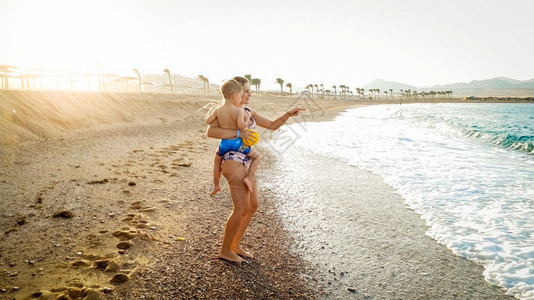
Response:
[0,90,513,299]
[261,146,512,299]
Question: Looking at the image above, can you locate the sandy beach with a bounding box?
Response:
[0,90,513,299]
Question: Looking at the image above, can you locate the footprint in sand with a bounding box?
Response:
[123,213,153,229]
[110,273,129,285]
[71,259,92,268]
[112,230,136,241]
[129,200,143,209]
[93,259,120,272]
[53,287,101,300]
[116,241,132,250]
[129,200,157,212]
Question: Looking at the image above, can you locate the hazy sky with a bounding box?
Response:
[1,0,533,90]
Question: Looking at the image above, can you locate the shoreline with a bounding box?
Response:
[0,90,516,299]
[259,145,512,299]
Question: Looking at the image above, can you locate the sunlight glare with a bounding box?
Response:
[10,0,138,74]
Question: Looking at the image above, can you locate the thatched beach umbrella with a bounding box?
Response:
[101,73,119,92]
[117,76,137,92]
[141,81,153,92]
[19,73,41,89]
[0,65,18,89]
[76,72,99,91]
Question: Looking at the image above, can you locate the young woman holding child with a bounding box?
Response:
[207,76,304,263]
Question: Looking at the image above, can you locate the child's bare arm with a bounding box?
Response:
[206,109,218,125]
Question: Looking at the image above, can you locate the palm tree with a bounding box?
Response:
[304,84,311,95]
[132,68,141,92]
[198,75,209,94]
[339,85,349,97]
[163,68,173,94]
[307,84,314,96]
[332,85,337,98]
[276,78,284,93]
[319,84,324,95]
[251,78,261,92]
[199,75,207,93]
[339,85,346,96]
[389,89,393,99]
[285,82,293,94]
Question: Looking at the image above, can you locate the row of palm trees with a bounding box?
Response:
[270,78,454,100]
[2,64,454,99]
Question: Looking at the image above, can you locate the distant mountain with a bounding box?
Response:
[429,77,534,90]
[359,77,534,97]
[363,78,417,91]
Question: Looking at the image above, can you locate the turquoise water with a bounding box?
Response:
[277,103,534,299]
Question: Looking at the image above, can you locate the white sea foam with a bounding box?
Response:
[275,103,534,299]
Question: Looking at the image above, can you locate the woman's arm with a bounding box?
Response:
[253,108,305,130]
[236,108,248,130]
[207,118,250,139]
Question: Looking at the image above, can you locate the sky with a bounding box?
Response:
[1,0,533,91]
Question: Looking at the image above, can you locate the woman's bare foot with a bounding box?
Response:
[210,184,221,196]
[243,175,254,193]
[234,247,254,259]
[217,251,243,263]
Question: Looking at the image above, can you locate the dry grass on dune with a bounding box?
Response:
[0,90,221,145]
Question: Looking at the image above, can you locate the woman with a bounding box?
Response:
[207,76,304,263]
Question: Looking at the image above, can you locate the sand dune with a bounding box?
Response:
[0,90,220,145]
[0,90,364,146]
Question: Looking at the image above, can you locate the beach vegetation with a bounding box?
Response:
[251,78,261,92]
[163,68,173,94]
[198,75,209,94]
[276,78,284,93]
[132,69,141,92]
[285,82,293,94]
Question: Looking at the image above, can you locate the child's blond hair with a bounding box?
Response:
[221,79,242,100]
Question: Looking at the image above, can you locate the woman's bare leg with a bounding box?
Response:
[232,176,258,258]
[243,150,259,193]
[210,153,223,196]
[218,161,250,263]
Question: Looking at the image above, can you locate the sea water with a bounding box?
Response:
[276,103,534,299]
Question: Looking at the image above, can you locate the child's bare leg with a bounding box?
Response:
[210,153,222,196]
[243,150,259,193]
